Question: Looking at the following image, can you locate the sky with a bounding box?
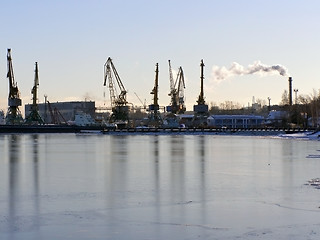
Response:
[1,0,320,114]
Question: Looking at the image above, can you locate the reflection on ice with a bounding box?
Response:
[278,131,320,140]
[306,178,320,189]
[306,154,320,158]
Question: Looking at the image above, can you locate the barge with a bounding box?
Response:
[0,124,106,133]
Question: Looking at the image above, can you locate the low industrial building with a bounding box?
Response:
[25,101,95,124]
[264,110,288,127]
[178,114,194,127]
[207,115,265,128]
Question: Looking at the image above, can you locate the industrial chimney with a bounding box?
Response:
[288,77,292,106]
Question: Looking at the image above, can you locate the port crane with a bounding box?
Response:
[148,63,162,126]
[25,62,44,124]
[46,100,67,124]
[192,59,209,127]
[6,49,23,124]
[167,60,186,114]
[176,66,186,113]
[103,57,129,123]
[134,92,146,110]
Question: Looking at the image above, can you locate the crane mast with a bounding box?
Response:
[32,62,39,106]
[25,62,44,124]
[152,63,159,107]
[193,59,209,127]
[148,63,162,126]
[6,49,23,124]
[167,60,178,113]
[103,57,129,124]
[175,66,186,114]
[197,59,205,105]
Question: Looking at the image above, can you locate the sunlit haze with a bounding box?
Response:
[1,0,320,113]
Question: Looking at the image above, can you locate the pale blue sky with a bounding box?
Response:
[1,0,320,112]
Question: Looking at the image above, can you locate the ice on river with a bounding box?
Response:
[0,133,320,240]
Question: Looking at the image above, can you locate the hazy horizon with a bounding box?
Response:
[1,0,320,113]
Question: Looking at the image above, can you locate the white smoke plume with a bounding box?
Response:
[212,61,289,82]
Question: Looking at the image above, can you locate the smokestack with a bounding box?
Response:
[288,77,292,106]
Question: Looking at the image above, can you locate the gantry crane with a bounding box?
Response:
[103,57,129,123]
[167,60,186,114]
[25,62,44,124]
[6,49,23,125]
[148,63,162,126]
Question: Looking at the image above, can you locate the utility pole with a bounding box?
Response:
[44,94,48,123]
[294,89,298,105]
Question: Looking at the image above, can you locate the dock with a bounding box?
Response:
[0,124,315,135]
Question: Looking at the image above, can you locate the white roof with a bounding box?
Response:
[208,115,264,119]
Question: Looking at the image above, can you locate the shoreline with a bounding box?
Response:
[0,124,316,136]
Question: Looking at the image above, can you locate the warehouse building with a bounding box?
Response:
[25,101,95,124]
[207,115,265,128]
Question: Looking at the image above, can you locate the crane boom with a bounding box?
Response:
[7,49,15,92]
[46,100,66,124]
[110,60,127,101]
[134,92,146,109]
[7,49,21,104]
[104,57,128,106]
[168,60,175,97]
[104,61,116,107]
[175,66,186,113]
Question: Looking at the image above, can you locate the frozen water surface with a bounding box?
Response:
[0,133,320,239]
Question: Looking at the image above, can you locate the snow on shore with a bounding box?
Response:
[277,131,320,141]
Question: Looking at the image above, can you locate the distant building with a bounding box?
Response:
[265,110,288,126]
[308,116,320,128]
[207,115,265,128]
[0,110,5,124]
[178,114,194,127]
[25,101,95,124]
[252,102,261,111]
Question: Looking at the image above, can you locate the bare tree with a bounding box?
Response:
[280,90,289,106]
[309,89,320,127]
[256,98,266,107]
